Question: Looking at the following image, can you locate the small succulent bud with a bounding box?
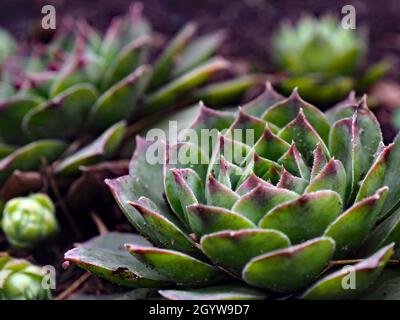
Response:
[0,256,51,300]
[1,193,58,249]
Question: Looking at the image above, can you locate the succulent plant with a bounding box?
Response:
[0,4,262,185]
[0,256,51,300]
[64,83,400,300]
[271,16,388,105]
[0,27,15,68]
[1,193,58,249]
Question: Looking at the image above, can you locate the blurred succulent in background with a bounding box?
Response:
[0,27,15,69]
[65,84,400,300]
[271,16,389,105]
[1,193,58,249]
[0,256,51,300]
[0,3,263,189]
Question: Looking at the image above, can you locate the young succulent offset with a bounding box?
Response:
[0,4,262,184]
[2,193,58,249]
[0,256,51,300]
[65,84,400,300]
[272,16,388,105]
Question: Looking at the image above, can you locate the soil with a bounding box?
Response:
[0,0,400,298]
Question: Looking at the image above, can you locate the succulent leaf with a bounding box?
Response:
[201,229,290,275]
[64,233,171,287]
[23,84,98,139]
[324,187,388,258]
[242,237,335,292]
[55,121,126,175]
[159,284,268,300]
[125,244,225,286]
[68,84,399,300]
[259,191,342,244]
[301,243,394,299]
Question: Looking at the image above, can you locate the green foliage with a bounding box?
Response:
[0,256,51,300]
[65,84,400,300]
[272,16,388,105]
[0,4,261,183]
[2,193,58,249]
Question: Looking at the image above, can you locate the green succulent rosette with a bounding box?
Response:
[64,83,400,300]
[0,4,263,184]
[1,193,58,249]
[272,16,389,105]
[0,256,51,300]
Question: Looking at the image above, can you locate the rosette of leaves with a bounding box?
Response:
[1,193,58,249]
[65,83,400,300]
[0,4,263,185]
[271,16,389,105]
[0,256,51,300]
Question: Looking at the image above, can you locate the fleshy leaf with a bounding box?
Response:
[232,184,298,224]
[189,104,235,132]
[252,153,281,184]
[64,232,170,287]
[159,284,267,300]
[89,65,149,132]
[217,156,243,189]
[262,88,330,143]
[0,95,42,144]
[205,174,239,209]
[259,191,342,244]
[173,31,225,77]
[147,22,197,90]
[324,187,388,258]
[325,91,357,124]
[145,57,229,111]
[243,237,335,292]
[235,173,272,196]
[0,143,16,159]
[0,140,67,181]
[201,229,290,275]
[242,82,284,117]
[227,109,267,144]
[329,103,382,203]
[186,204,256,237]
[305,159,347,201]
[329,117,353,199]
[195,74,266,106]
[128,198,199,256]
[276,167,308,194]
[23,84,98,139]
[55,121,126,175]
[301,243,394,300]
[359,268,400,300]
[277,143,310,180]
[252,125,290,161]
[356,144,392,202]
[359,207,400,256]
[379,134,400,217]
[278,109,329,165]
[165,168,204,228]
[129,137,164,204]
[164,141,209,179]
[310,143,328,179]
[352,103,383,190]
[105,175,168,241]
[102,36,151,89]
[125,245,225,285]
